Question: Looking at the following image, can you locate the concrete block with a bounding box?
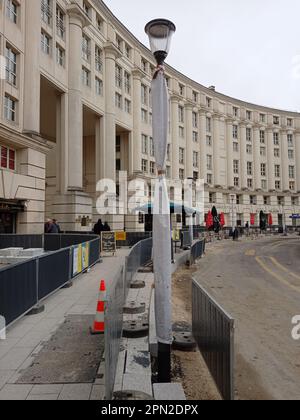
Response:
[19,248,44,257]
[0,256,30,265]
[0,248,23,257]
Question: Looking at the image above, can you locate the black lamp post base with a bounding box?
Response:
[158,342,171,383]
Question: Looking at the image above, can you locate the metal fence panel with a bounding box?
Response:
[192,280,234,400]
[190,239,205,266]
[38,249,71,300]
[0,260,37,327]
[105,266,125,400]
[89,238,101,267]
[0,235,43,250]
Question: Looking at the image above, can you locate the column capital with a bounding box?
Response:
[103,42,122,60]
[66,3,91,27]
[184,101,194,111]
[170,94,181,103]
[132,67,145,80]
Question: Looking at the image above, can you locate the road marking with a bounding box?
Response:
[269,256,300,281]
[245,249,256,256]
[255,256,300,294]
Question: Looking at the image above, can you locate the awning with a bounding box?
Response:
[0,200,25,212]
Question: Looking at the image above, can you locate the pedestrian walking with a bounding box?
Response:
[103,222,111,232]
[53,219,62,233]
[93,219,104,235]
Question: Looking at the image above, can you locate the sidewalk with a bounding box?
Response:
[0,249,129,400]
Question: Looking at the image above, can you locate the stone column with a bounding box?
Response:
[213,115,221,187]
[281,131,289,192]
[199,111,207,183]
[23,0,41,134]
[56,93,68,194]
[295,132,300,192]
[185,104,193,179]
[103,43,120,183]
[267,129,275,191]
[132,68,143,174]
[67,5,87,191]
[240,124,247,190]
[226,120,234,188]
[253,127,261,190]
[171,95,180,180]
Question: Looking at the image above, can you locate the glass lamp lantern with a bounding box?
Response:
[145,19,176,65]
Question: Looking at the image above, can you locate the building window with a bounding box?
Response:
[292,197,298,206]
[4,94,16,122]
[287,118,293,127]
[179,127,184,138]
[273,132,279,146]
[6,0,18,24]
[275,181,281,190]
[233,160,239,175]
[260,114,266,123]
[233,125,238,139]
[95,47,103,73]
[150,161,155,175]
[247,162,253,176]
[125,44,131,59]
[260,130,265,144]
[141,85,148,106]
[141,58,147,72]
[41,31,51,55]
[248,179,253,189]
[115,93,122,109]
[288,149,294,159]
[246,110,252,120]
[206,97,212,108]
[261,163,266,177]
[278,196,284,205]
[141,159,148,173]
[234,177,240,187]
[56,45,65,67]
[115,65,122,88]
[166,166,171,179]
[206,117,211,133]
[149,138,155,157]
[273,116,280,125]
[56,6,65,39]
[193,132,198,143]
[206,135,212,146]
[5,45,17,86]
[96,15,104,33]
[275,165,281,178]
[0,145,16,171]
[124,99,131,113]
[124,72,131,94]
[142,135,148,155]
[166,144,171,161]
[246,144,252,154]
[207,155,212,171]
[289,181,295,191]
[193,152,198,168]
[246,128,252,142]
[82,67,90,87]
[179,169,185,180]
[287,134,294,147]
[179,148,185,165]
[192,91,198,103]
[83,1,91,18]
[178,106,184,123]
[207,174,213,185]
[179,84,185,96]
[233,142,239,152]
[274,148,280,158]
[233,107,239,118]
[260,147,266,157]
[289,166,295,179]
[82,34,90,62]
[250,195,256,205]
[141,109,148,123]
[95,78,103,96]
[192,112,198,128]
[41,0,52,25]
[261,180,267,190]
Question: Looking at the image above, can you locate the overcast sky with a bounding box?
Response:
[104,0,300,112]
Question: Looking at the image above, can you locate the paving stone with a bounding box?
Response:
[58,384,92,400]
[31,384,63,395]
[0,384,33,400]
[0,370,15,390]
[153,383,186,401]
[90,385,105,401]
[0,347,34,370]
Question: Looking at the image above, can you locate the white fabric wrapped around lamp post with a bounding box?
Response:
[145,18,176,383]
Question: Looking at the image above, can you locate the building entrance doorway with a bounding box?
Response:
[0,213,16,233]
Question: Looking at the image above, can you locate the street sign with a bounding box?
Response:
[115,231,127,241]
[289,214,300,219]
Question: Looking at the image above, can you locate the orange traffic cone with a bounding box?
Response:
[90,280,106,335]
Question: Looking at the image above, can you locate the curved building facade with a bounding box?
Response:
[0,0,300,233]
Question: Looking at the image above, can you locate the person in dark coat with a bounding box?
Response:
[93,219,104,235]
[53,219,62,233]
[103,222,111,232]
[45,219,58,234]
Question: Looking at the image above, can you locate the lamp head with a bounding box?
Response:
[145,19,176,65]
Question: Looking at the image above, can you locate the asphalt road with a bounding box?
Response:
[193,235,300,400]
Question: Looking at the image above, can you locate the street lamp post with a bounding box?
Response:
[145,19,176,383]
[230,194,237,240]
